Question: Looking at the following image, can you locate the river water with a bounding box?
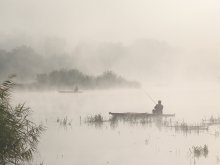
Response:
[12,85,220,165]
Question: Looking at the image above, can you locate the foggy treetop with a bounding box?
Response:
[0,42,174,82]
[1,0,220,85]
[33,69,140,89]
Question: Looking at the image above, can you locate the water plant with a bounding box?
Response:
[85,114,104,123]
[84,114,105,128]
[57,116,72,127]
[166,121,209,134]
[190,145,208,158]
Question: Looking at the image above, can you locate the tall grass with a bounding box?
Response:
[190,145,208,158]
[85,114,104,123]
[0,79,44,164]
[57,116,72,127]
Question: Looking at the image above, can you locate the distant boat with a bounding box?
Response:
[58,86,82,93]
[109,112,175,118]
[58,90,82,93]
[58,90,81,93]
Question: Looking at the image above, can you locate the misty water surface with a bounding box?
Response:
[12,85,220,165]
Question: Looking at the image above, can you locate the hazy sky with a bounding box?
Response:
[1,0,220,84]
[1,0,220,49]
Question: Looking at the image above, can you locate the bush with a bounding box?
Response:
[85,114,104,123]
[0,80,44,164]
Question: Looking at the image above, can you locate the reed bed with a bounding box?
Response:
[57,116,72,127]
[190,145,208,158]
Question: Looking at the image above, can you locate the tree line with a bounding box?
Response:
[29,69,140,90]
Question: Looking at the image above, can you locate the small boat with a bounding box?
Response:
[58,90,83,93]
[109,112,175,118]
[58,86,82,93]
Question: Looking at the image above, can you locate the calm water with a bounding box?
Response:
[12,85,220,165]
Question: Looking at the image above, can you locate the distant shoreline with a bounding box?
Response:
[14,69,141,91]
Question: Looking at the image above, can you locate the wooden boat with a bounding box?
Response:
[109,112,175,118]
[58,90,83,93]
[58,86,82,93]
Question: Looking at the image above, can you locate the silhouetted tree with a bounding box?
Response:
[35,69,140,89]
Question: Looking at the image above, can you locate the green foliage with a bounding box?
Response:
[0,80,44,165]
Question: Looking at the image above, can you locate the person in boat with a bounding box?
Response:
[152,100,163,114]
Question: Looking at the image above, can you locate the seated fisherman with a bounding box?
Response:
[152,100,163,114]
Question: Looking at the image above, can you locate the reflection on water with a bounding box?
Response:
[12,87,220,165]
[84,113,211,135]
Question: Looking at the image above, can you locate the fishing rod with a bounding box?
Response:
[142,88,157,105]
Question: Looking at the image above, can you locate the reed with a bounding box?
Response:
[85,114,104,123]
[190,145,208,158]
[57,116,72,127]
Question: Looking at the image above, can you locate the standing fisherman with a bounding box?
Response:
[152,100,163,114]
